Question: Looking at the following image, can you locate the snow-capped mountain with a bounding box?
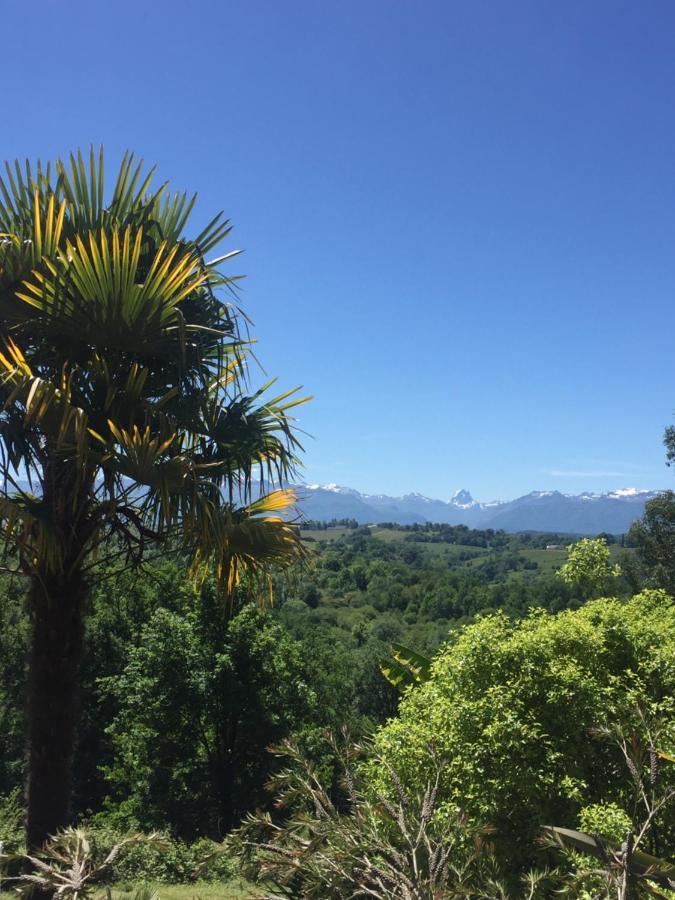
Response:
[450,489,478,509]
[295,483,664,534]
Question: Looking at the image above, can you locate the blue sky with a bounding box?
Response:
[4,0,675,500]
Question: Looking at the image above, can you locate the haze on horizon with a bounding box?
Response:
[3,0,675,501]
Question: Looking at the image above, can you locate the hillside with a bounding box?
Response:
[288,522,632,652]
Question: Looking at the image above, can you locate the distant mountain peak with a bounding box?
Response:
[451,489,476,508]
[302,482,360,496]
[525,490,563,499]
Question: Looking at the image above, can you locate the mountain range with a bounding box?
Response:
[295,483,666,534]
[6,478,664,536]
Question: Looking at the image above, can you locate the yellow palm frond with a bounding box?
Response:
[16,225,212,347]
[104,420,178,474]
[0,189,67,319]
[0,336,32,376]
[0,355,91,462]
[247,488,300,516]
[94,420,198,518]
[0,494,64,575]
[31,189,67,262]
[185,489,307,613]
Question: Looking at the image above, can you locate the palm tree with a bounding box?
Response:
[0,149,309,852]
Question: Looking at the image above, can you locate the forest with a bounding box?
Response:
[2,505,675,897]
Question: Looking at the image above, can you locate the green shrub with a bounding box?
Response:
[578,802,633,842]
[373,590,675,867]
[188,837,237,882]
[84,825,236,884]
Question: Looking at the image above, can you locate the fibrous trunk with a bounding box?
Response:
[26,572,87,850]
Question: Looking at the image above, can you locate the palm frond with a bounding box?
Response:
[0,190,67,319]
[17,225,211,341]
[187,380,311,497]
[0,346,91,464]
[0,493,64,575]
[185,488,307,611]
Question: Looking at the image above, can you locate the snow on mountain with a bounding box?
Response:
[292,483,668,534]
[303,482,361,496]
[450,489,478,509]
[607,488,653,500]
[296,483,424,525]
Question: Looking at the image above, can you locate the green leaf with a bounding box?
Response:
[544,826,675,887]
[380,642,432,689]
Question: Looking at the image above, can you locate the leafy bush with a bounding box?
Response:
[373,590,675,867]
[578,802,633,843]
[546,715,675,899]
[83,824,237,884]
[557,537,621,597]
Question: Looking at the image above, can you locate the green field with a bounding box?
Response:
[519,547,568,572]
[301,526,352,541]
[370,527,409,542]
[430,543,488,560]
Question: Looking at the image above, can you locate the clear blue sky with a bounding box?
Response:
[4,0,675,500]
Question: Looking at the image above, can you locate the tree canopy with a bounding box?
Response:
[372,590,675,866]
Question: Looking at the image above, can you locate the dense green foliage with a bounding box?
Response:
[628,490,675,595]
[1,514,672,896]
[101,602,314,837]
[373,589,675,867]
[0,525,634,828]
[0,579,26,799]
[282,524,631,653]
[0,551,399,841]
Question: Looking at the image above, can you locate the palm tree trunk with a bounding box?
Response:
[26,572,87,850]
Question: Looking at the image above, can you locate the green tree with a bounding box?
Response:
[663,423,675,468]
[557,537,621,597]
[300,581,320,608]
[102,603,314,837]
[0,576,28,797]
[372,591,675,869]
[628,491,675,595]
[0,150,308,850]
[75,560,190,815]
